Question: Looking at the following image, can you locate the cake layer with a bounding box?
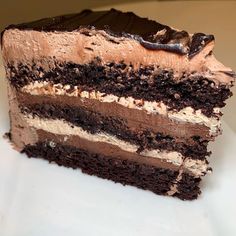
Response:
[20,98,210,160]
[5,59,233,116]
[22,141,201,200]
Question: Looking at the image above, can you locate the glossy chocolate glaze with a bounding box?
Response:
[3,9,214,57]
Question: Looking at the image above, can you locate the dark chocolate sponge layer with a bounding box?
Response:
[175,173,201,200]
[22,141,201,200]
[3,9,214,57]
[8,60,232,116]
[21,102,210,160]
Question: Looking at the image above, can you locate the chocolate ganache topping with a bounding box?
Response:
[2,9,214,58]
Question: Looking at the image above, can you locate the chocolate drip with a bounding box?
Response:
[189,33,215,58]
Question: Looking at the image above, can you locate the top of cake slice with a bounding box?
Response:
[2,8,215,58]
[1,8,235,87]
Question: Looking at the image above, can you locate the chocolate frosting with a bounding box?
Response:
[2,8,214,57]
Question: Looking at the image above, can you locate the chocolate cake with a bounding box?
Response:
[1,9,235,200]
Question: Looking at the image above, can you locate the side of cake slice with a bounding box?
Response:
[1,9,235,200]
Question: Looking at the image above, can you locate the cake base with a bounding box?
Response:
[22,141,201,200]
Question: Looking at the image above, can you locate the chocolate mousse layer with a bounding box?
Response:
[22,140,201,200]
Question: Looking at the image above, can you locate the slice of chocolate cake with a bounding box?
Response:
[1,9,235,200]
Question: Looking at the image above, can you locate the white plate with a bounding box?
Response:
[0,77,236,236]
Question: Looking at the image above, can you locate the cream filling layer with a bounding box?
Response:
[22,81,221,135]
[24,115,209,176]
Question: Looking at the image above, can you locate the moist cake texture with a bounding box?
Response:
[1,9,235,200]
